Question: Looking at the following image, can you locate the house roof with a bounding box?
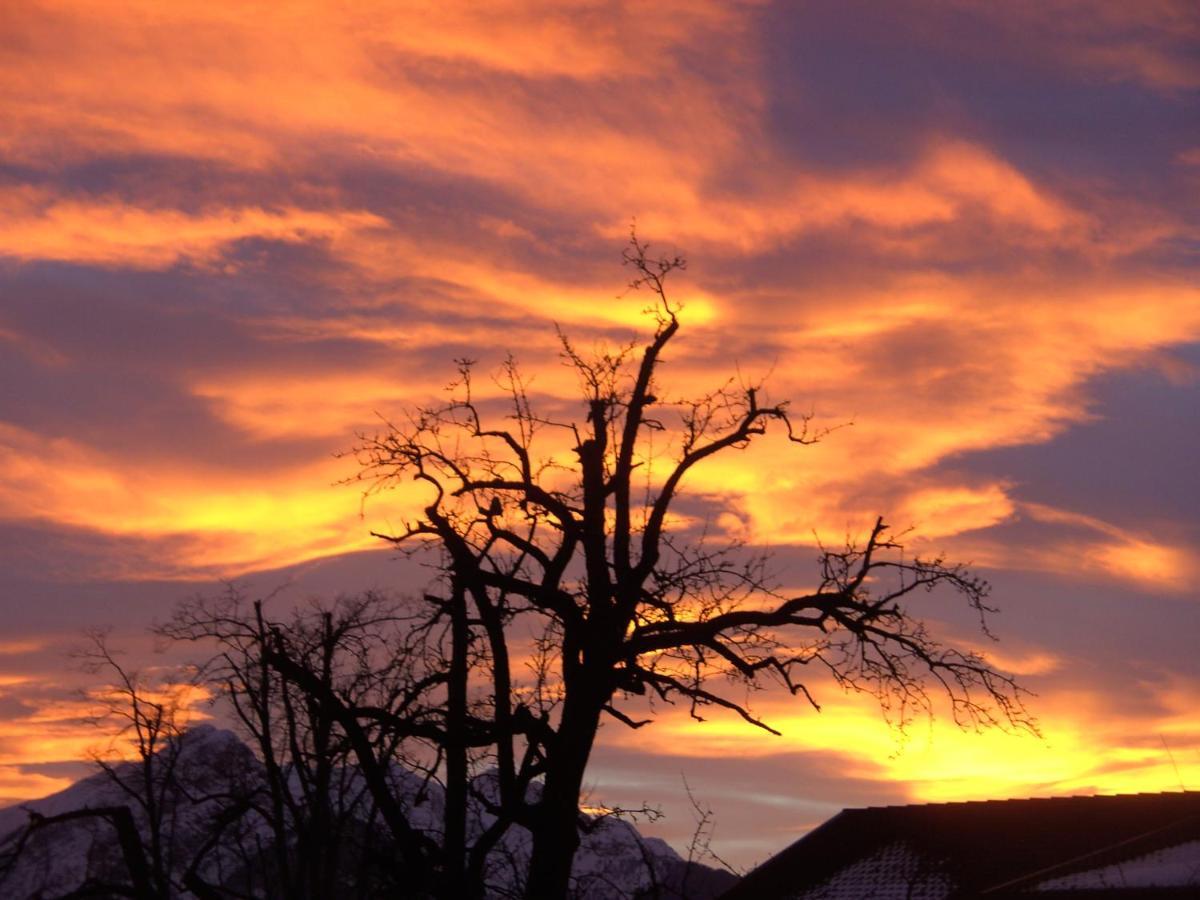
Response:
[719,791,1200,899]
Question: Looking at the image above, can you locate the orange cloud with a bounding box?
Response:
[1090,539,1196,591]
[625,139,1085,253]
[193,374,422,441]
[0,672,212,804]
[0,189,384,269]
[995,503,1200,592]
[334,233,724,328]
[362,0,757,79]
[0,0,757,227]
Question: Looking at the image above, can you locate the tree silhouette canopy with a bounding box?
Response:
[348,234,1034,898]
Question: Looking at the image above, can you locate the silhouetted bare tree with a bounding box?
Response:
[76,631,195,898]
[0,633,237,899]
[0,596,460,899]
[349,233,1034,899]
[161,589,449,898]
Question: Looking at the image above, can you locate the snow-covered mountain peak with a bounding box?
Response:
[0,727,737,898]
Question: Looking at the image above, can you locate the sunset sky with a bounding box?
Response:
[1,0,1198,867]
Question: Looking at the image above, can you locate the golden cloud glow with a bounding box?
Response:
[0,423,390,576]
[622,677,1200,803]
[0,771,76,805]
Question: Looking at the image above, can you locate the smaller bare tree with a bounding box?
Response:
[0,632,234,900]
[75,630,200,897]
[161,588,454,898]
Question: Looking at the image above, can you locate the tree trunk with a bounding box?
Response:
[523,696,603,899]
[443,583,470,899]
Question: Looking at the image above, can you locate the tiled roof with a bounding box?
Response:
[720,792,1200,899]
[1033,839,1200,891]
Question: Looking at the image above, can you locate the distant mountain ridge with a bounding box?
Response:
[0,725,737,898]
